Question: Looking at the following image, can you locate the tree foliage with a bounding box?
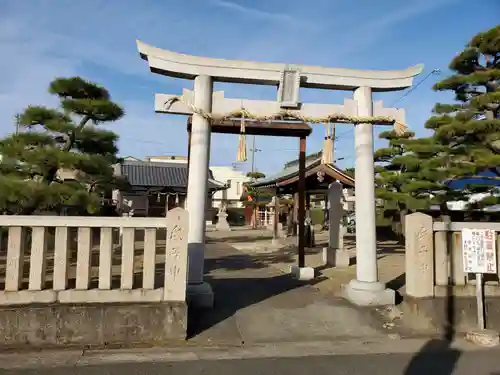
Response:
[375,25,500,222]
[375,131,416,231]
[0,77,125,215]
[246,171,266,180]
[344,167,355,178]
[406,25,499,210]
[241,172,275,207]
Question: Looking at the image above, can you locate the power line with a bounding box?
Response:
[323,68,442,142]
[389,68,441,107]
[334,127,354,140]
[306,70,441,142]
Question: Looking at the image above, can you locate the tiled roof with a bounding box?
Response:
[250,156,322,188]
[121,161,224,190]
[250,153,354,188]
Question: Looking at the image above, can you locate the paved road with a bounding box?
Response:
[4,348,500,375]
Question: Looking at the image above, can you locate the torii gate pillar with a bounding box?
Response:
[343,86,395,306]
[184,75,214,308]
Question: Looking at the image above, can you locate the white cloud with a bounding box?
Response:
[209,0,295,23]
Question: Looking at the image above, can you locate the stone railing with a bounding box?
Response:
[0,207,189,305]
[405,213,500,298]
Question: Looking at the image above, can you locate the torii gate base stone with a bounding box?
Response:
[137,41,422,308]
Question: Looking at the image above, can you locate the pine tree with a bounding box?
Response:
[0,77,124,215]
[406,25,500,210]
[246,171,266,180]
[374,130,427,234]
[344,167,355,178]
[379,25,500,217]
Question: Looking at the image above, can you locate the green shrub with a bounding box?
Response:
[310,208,324,226]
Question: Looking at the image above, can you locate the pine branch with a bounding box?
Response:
[0,76,124,215]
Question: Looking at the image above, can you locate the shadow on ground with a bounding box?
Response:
[387,273,406,292]
[207,235,274,244]
[203,251,295,272]
[203,245,324,273]
[187,243,325,341]
[403,339,461,375]
[189,232,408,342]
[402,226,462,375]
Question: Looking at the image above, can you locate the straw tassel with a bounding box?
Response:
[394,121,408,135]
[236,112,247,162]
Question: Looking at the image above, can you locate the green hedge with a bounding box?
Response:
[227,207,246,226]
[310,208,324,226]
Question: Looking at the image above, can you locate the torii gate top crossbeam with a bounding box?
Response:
[137,40,423,92]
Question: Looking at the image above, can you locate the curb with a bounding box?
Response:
[0,337,497,370]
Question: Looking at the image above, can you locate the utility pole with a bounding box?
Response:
[250,135,261,173]
[249,135,262,229]
[15,114,20,135]
[331,122,336,163]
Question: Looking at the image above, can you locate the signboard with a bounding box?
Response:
[461,229,497,274]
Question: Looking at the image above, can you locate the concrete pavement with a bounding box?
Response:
[188,230,399,346]
[223,228,406,297]
[1,339,499,374]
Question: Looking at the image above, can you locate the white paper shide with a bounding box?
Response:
[461,229,497,274]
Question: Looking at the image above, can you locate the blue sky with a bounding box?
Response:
[0,0,498,175]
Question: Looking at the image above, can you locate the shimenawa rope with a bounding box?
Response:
[164,95,409,134]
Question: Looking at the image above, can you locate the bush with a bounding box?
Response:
[227,207,246,226]
[310,208,324,226]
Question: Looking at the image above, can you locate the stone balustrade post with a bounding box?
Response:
[405,212,435,298]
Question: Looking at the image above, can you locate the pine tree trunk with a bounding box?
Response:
[439,202,451,224]
[20,206,38,215]
[399,209,408,242]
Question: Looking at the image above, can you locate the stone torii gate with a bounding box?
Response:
[137,40,423,308]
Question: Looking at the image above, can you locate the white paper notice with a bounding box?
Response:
[461,229,497,274]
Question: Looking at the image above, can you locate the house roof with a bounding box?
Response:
[250,152,354,188]
[120,160,226,190]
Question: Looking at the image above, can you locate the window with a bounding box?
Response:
[236,182,241,195]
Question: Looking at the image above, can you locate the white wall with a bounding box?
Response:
[210,166,250,208]
[446,191,500,211]
[145,156,188,164]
